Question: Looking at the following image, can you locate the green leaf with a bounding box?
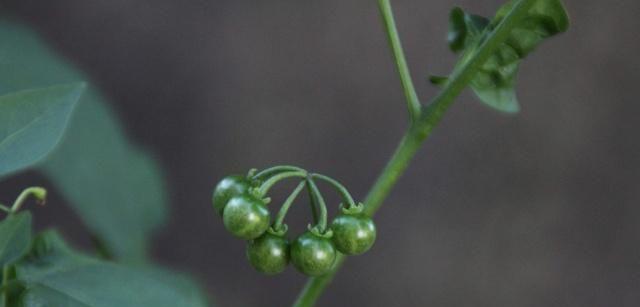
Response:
[0,19,167,263]
[0,212,31,267]
[0,84,84,177]
[448,7,490,53]
[15,231,210,307]
[138,267,212,307]
[40,98,167,263]
[438,0,569,113]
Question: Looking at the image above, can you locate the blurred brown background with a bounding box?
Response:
[2,0,639,306]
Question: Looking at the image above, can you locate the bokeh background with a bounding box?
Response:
[2,0,639,306]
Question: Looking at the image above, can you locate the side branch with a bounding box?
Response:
[292,1,539,306]
[378,0,421,121]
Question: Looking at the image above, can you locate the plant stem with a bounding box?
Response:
[309,174,356,208]
[1,266,9,307]
[257,171,307,196]
[10,187,47,214]
[306,182,320,225]
[292,1,537,306]
[378,0,421,122]
[305,178,329,232]
[273,181,307,231]
[292,132,420,307]
[253,165,306,181]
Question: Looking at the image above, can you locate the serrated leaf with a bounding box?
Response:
[0,212,31,267]
[15,231,210,307]
[0,19,167,263]
[438,0,569,113]
[0,84,84,177]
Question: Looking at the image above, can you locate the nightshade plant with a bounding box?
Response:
[0,0,568,306]
[214,0,569,306]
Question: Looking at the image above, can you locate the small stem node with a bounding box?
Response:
[10,187,47,214]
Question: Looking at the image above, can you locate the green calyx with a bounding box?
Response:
[307,225,333,240]
[267,225,288,237]
[339,202,365,216]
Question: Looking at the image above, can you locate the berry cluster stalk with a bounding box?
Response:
[292,0,539,306]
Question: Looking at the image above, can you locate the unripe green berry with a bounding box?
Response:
[330,214,376,255]
[223,194,270,240]
[212,175,253,216]
[291,231,336,276]
[246,232,289,275]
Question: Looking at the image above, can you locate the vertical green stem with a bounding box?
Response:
[379,0,422,121]
[1,266,9,307]
[291,1,537,306]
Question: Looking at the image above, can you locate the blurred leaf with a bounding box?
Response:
[428,75,449,86]
[447,7,489,53]
[0,212,31,267]
[41,98,167,263]
[15,231,210,307]
[140,267,212,307]
[436,0,569,113]
[0,18,167,262]
[0,84,84,177]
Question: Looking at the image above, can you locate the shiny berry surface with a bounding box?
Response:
[291,231,336,276]
[330,214,376,255]
[222,194,270,240]
[246,232,290,275]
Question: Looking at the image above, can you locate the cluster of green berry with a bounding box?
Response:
[212,166,376,276]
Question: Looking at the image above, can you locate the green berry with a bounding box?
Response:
[212,175,253,216]
[330,214,376,255]
[291,231,336,276]
[246,231,289,275]
[223,194,270,240]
